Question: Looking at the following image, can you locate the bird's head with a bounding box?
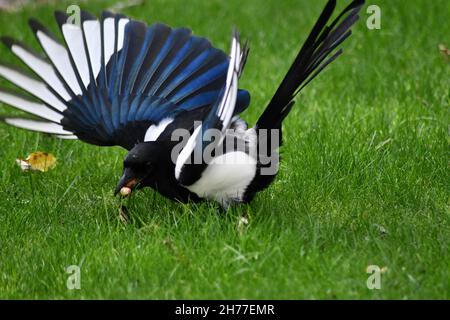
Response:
[114,142,161,197]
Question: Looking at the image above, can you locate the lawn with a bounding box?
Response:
[0,0,448,299]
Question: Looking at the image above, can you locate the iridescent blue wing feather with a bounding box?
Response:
[0,11,250,150]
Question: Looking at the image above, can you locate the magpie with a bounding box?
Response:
[0,0,364,207]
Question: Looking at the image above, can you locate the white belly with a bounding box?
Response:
[186,150,257,206]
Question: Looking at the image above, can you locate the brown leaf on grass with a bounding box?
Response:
[16,151,56,172]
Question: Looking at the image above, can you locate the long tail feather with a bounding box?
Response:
[256,0,364,130]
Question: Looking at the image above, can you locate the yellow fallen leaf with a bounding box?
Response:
[16,152,57,172]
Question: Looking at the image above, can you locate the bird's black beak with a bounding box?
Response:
[114,168,140,197]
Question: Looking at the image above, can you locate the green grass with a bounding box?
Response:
[0,0,448,299]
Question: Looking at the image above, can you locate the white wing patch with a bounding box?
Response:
[0,90,63,123]
[36,30,82,95]
[10,44,71,101]
[83,20,102,80]
[3,118,72,135]
[56,134,78,140]
[144,117,174,142]
[103,18,116,68]
[0,65,67,112]
[62,23,91,88]
[217,35,239,127]
[174,125,202,179]
[117,19,130,52]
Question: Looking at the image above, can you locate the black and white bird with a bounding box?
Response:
[0,0,364,207]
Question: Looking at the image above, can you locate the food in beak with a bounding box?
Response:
[118,178,139,197]
[120,187,132,197]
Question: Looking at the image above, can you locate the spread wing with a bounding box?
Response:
[0,11,250,150]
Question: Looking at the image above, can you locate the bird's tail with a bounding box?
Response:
[256,0,364,131]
